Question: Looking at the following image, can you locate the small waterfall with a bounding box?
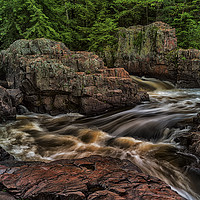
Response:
[131,75,175,91]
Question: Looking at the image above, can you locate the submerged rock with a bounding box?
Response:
[0,155,184,200]
[113,21,200,88]
[0,38,148,115]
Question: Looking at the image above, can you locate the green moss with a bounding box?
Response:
[132,31,144,53]
[181,56,186,60]
[119,31,126,39]
[86,70,91,74]
[165,49,179,67]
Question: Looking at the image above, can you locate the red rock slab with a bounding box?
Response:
[0,156,185,200]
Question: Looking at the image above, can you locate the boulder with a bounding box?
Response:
[0,38,148,115]
[0,155,184,200]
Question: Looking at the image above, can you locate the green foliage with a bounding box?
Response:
[158,0,200,49]
[0,0,21,49]
[0,0,200,51]
[87,18,118,52]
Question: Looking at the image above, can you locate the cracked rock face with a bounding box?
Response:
[0,155,184,200]
[0,38,148,116]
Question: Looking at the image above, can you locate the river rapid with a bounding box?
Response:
[0,77,200,199]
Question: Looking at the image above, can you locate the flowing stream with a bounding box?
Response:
[0,76,200,199]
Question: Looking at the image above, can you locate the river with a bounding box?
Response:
[0,76,200,199]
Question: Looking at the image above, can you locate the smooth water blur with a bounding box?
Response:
[76,88,200,141]
[0,78,200,199]
[131,75,175,91]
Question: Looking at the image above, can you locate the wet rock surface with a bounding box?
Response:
[173,114,200,195]
[0,155,184,200]
[175,131,200,159]
[114,21,200,88]
[0,38,148,116]
[176,113,200,158]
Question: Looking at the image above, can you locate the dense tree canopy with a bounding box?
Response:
[0,0,200,51]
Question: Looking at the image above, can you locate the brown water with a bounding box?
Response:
[0,77,200,199]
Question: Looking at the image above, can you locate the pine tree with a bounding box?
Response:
[0,0,200,51]
[0,0,23,49]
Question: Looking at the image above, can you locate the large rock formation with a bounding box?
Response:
[115,21,177,81]
[0,38,148,116]
[0,154,184,200]
[114,21,200,88]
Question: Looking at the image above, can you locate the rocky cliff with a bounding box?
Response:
[114,21,200,88]
[0,38,148,118]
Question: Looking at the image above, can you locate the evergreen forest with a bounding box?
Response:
[0,0,200,52]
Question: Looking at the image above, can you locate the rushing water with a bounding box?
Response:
[0,77,200,199]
